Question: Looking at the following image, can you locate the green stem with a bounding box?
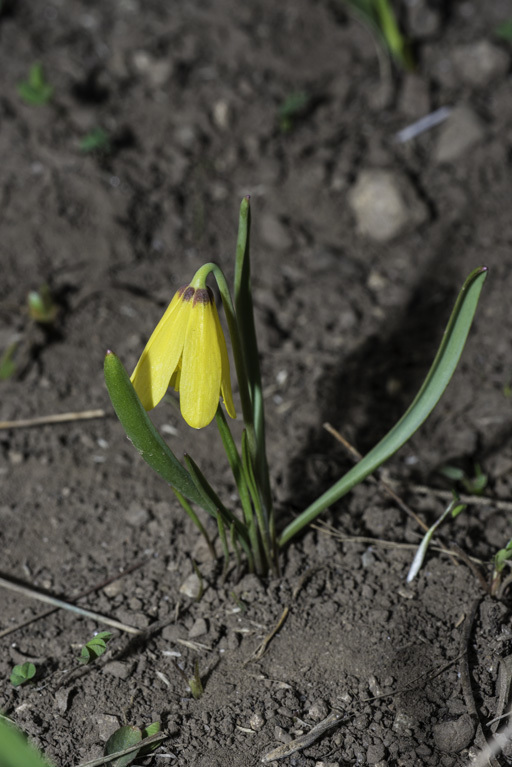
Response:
[172,489,216,559]
[233,198,273,520]
[214,407,263,574]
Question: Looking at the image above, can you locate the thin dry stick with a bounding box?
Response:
[410,483,512,512]
[244,607,289,665]
[0,558,148,639]
[0,409,106,430]
[261,709,343,763]
[323,423,461,565]
[0,576,141,635]
[311,522,486,566]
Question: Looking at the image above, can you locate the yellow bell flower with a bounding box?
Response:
[130,284,236,429]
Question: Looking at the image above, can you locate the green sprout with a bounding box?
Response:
[0,342,17,380]
[188,660,204,700]
[79,127,111,154]
[10,661,36,687]
[278,91,310,133]
[494,538,512,575]
[27,284,58,325]
[440,463,488,495]
[344,0,413,70]
[496,20,512,41]
[18,63,53,106]
[104,197,487,576]
[407,493,466,583]
[79,631,112,664]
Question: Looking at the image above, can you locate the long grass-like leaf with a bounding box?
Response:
[279,267,488,546]
[104,351,205,509]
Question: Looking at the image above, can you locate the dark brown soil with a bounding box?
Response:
[2,1,512,765]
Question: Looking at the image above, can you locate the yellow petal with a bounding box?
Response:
[212,302,236,419]
[179,289,222,429]
[130,287,193,410]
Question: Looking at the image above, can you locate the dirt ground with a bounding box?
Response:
[1,1,512,765]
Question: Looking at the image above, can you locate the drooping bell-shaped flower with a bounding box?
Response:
[130,283,236,429]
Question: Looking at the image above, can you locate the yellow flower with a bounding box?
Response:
[130,285,236,429]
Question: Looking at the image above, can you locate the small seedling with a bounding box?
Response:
[344,0,413,70]
[278,91,310,133]
[79,127,111,154]
[494,538,512,572]
[10,661,36,686]
[440,463,488,495]
[105,722,161,767]
[79,630,112,664]
[27,284,58,325]
[496,20,512,41]
[18,63,53,105]
[407,493,466,583]
[188,659,203,700]
[0,342,17,380]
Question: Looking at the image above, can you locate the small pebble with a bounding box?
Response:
[249,712,265,731]
[103,661,133,680]
[179,573,202,599]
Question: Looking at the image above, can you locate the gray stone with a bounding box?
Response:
[433,713,475,753]
[95,713,120,741]
[452,40,509,88]
[179,572,202,599]
[348,169,428,242]
[434,105,485,163]
[188,618,208,638]
[366,742,386,764]
[125,501,150,527]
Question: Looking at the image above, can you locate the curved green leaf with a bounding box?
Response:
[279,266,488,546]
[0,717,52,767]
[104,352,206,509]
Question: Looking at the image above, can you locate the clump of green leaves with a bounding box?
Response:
[344,0,413,70]
[28,284,58,325]
[10,661,36,687]
[79,127,111,154]
[494,538,512,574]
[440,463,488,495]
[18,63,53,105]
[278,91,310,133]
[105,722,162,767]
[105,195,488,576]
[79,630,112,664]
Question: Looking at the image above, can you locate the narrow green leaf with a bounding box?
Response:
[104,352,206,510]
[279,267,488,546]
[233,197,273,518]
